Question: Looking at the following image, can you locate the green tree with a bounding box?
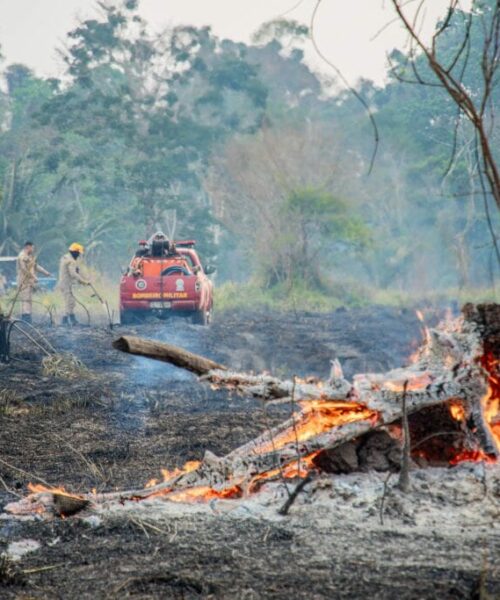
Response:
[207,124,367,289]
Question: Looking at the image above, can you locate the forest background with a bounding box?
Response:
[0,0,498,310]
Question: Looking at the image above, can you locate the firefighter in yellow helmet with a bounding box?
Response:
[16,241,51,324]
[58,243,91,325]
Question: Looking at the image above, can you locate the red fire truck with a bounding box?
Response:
[119,234,215,325]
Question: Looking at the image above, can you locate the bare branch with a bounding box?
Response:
[390,0,500,254]
[397,380,411,493]
[474,131,500,267]
[310,0,379,174]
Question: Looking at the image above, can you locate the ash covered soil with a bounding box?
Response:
[0,307,499,599]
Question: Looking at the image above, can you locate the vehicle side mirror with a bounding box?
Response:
[204,265,216,275]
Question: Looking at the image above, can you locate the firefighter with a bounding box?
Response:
[135,240,149,258]
[58,243,90,325]
[16,241,51,323]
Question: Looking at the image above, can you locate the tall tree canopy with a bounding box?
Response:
[0,1,498,299]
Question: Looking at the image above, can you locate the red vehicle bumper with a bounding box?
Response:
[120,299,199,312]
[119,271,213,324]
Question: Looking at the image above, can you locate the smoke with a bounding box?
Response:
[126,319,212,387]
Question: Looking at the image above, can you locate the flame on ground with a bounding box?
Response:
[160,453,320,502]
[27,483,84,500]
[449,449,496,465]
[142,394,378,505]
[248,453,319,493]
[164,484,243,503]
[449,400,466,422]
[20,322,500,512]
[445,352,499,464]
[144,460,201,488]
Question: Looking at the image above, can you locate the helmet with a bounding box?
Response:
[69,243,84,254]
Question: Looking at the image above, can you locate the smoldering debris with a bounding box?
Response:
[2,306,497,599]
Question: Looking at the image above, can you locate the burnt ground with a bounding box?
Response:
[0,306,498,599]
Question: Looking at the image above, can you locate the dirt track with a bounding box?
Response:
[1,307,499,599]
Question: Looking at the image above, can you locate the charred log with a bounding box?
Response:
[463,303,500,358]
[108,304,497,495]
[53,493,89,517]
[112,335,227,376]
[313,430,403,475]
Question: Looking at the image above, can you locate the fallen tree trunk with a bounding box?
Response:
[5,305,500,518]
[112,335,227,376]
[112,326,495,458]
[106,305,500,489]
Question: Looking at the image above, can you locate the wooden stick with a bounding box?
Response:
[398,380,411,493]
[0,457,52,487]
[278,472,314,516]
[22,564,64,575]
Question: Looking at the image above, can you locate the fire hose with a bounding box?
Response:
[89,283,114,329]
[69,284,113,329]
[70,290,91,326]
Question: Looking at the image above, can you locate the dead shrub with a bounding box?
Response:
[41,353,93,380]
[0,554,24,586]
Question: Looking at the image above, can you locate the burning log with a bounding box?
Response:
[5,304,500,517]
[109,305,500,488]
[9,485,91,518]
[112,335,227,376]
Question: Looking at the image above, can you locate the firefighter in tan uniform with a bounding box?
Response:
[58,243,90,325]
[16,241,51,323]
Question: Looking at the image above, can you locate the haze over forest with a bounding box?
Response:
[0,0,498,305]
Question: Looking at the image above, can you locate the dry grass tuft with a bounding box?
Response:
[0,389,24,416]
[42,353,93,381]
[0,554,24,586]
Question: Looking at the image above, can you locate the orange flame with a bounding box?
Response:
[255,400,377,455]
[449,353,499,466]
[144,460,201,489]
[24,343,500,509]
[145,451,322,503]
[27,483,85,500]
[449,449,496,465]
[165,485,242,503]
[248,453,319,493]
[482,353,500,452]
[449,401,466,422]
[382,372,433,393]
[408,309,432,364]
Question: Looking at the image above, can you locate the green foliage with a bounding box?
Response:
[286,187,368,243]
[215,279,499,312]
[277,187,369,286]
[0,3,273,269]
[214,280,347,312]
[0,0,498,301]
